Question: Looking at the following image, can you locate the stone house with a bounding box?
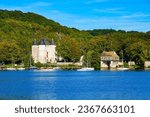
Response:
[100,51,119,69]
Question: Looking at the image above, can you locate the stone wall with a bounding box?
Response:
[145,61,150,68]
[32,44,57,64]
[32,45,39,63]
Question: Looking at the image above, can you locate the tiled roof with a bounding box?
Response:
[50,38,55,45]
[101,51,119,60]
[40,38,47,45]
[32,38,55,45]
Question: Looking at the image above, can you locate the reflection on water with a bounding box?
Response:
[0,70,150,100]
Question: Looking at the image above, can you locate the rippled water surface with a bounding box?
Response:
[0,70,150,100]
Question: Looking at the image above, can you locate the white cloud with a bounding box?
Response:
[0,2,52,11]
[30,2,52,7]
[121,12,150,19]
[94,7,125,14]
[74,18,150,32]
[85,0,109,4]
[43,10,81,24]
[37,9,150,32]
[0,2,149,32]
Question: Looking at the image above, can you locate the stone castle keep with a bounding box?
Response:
[32,38,57,64]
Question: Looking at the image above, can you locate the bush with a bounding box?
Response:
[34,62,43,68]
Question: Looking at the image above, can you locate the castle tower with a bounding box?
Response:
[32,39,39,63]
[38,38,47,64]
[32,38,57,64]
[47,38,57,63]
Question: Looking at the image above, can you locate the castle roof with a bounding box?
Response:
[50,38,55,45]
[101,51,119,61]
[40,38,48,45]
[32,38,55,45]
[32,39,37,45]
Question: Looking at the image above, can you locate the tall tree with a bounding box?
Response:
[57,36,81,62]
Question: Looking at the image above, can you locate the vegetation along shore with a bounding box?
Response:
[0,10,150,70]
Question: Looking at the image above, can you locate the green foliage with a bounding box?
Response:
[87,29,117,36]
[57,36,81,62]
[34,62,43,68]
[124,62,128,68]
[0,9,150,69]
[0,40,21,64]
[125,41,149,68]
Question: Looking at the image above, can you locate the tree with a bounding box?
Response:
[57,36,81,62]
[0,40,21,64]
[125,41,147,68]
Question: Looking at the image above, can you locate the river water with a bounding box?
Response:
[0,70,150,100]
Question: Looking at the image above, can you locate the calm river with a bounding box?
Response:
[0,70,150,100]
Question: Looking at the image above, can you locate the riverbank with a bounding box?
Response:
[1,63,150,71]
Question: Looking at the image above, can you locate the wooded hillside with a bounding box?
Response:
[0,9,150,69]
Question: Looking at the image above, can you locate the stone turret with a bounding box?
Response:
[40,38,47,45]
[33,39,37,45]
[32,39,39,63]
[47,38,56,63]
[50,38,55,45]
[38,38,47,63]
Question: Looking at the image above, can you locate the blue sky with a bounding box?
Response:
[0,0,150,32]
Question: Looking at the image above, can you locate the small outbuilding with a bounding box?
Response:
[128,61,135,66]
[144,61,150,68]
[100,51,119,69]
